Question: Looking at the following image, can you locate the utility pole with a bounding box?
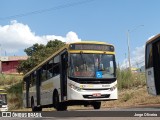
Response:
[127,30,131,70]
[127,25,144,70]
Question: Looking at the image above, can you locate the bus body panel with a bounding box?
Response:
[23,94,26,107]
[23,80,29,108]
[40,75,60,105]
[146,67,157,95]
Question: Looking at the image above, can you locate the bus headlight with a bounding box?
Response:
[69,83,82,91]
[109,84,117,91]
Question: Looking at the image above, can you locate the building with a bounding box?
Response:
[0,56,28,74]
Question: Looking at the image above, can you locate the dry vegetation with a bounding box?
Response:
[0,74,23,110]
[102,86,160,108]
[0,74,22,89]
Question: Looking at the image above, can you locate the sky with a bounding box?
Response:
[0,0,160,68]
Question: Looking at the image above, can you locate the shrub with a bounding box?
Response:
[117,69,146,90]
[7,82,23,110]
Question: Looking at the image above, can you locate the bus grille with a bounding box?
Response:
[83,94,110,99]
[82,88,110,90]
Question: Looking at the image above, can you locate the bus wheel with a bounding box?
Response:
[53,92,60,110]
[37,106,42,111]
[31,97,36,112]
[59,103,67,111]
[53,92,67,111]
[92,102,101,109]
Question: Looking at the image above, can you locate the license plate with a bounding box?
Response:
[92,93,101,97]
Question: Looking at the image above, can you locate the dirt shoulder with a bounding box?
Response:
[102,86,160,108]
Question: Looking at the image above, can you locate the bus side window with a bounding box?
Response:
[41,64,47,81]
[30,72,36,87]
[52,55,60,77]
[146,44,153,68]
[23,81,26,90]
[53,64,60,76]
[47,59,54,79]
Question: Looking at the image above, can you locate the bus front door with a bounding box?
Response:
[36,69,41,106]
[60,51,68,101]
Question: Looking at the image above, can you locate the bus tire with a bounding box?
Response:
[37,106,42,111]
[53,92,67,111]
[31,97,37,112]
[92,102,101,109]
[59,102,67,111]
[53,91,60,110]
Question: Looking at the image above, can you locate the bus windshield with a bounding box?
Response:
[0,94,7,105]
[69,53,116,78]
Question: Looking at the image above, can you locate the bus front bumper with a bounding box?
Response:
[68,88,118,101]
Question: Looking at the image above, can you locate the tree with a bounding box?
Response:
[17,40,65,74]
[24,43,45,56]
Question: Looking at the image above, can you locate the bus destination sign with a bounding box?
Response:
[69,44,114,51]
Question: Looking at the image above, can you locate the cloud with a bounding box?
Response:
[0,20,45,53]
[0,20,81,55]
[121,45,145,69]
[148,35,155,40]
[131,45,145,67]
[66,31,81,43]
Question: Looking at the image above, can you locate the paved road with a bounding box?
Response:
[1,106,160,120]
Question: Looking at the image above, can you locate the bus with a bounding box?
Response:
[145,34,160,95]
[0,89,8,111]
[23,41,117,111]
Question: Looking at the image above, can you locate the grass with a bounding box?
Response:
[0,73,23,110]
[7,82,23,110]
[117,69,146,90]
[0,74,23,89]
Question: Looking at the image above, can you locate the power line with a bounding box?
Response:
[132,60,145,68]
[0,0,95,21]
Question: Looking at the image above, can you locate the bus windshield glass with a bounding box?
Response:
[69,53,116,78]
[0,94,7,105]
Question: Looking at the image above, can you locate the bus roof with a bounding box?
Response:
[0,89,7,94]
[69,41,111,45]
[23,41,113,78]
[146,33,160,44]
[0,89,5,91]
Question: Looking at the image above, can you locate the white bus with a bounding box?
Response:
[23,41,118,111]
[145,34,160,95]
[0,89,8,111]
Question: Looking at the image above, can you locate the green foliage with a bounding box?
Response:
[17,39,65,74]
[24,43,45,56]
[7,82,22,94]
[117,69,146,90]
